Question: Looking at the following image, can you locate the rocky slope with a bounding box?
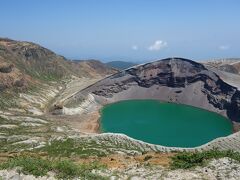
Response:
[72,58,240,125]
[204,58,240,74]
[0,38,117,92]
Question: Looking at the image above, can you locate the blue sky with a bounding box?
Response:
[0,0,239,62]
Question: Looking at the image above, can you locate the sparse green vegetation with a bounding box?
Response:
[54,160,79,179]
[0,92,17,110]
[38,138,144,158]
[170,150,240,169]
[0,156,52,177]
[40,139,107,158]
[0,155,107,179]
[35,73,64,82]
[56,160,107,179]
[0,116,7,124]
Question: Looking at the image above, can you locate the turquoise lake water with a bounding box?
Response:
[100,100,233,147]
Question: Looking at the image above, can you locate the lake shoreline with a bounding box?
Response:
[99,99,233,147]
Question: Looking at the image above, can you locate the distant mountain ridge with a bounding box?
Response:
[105,61,138,70]
[72,59,118,76]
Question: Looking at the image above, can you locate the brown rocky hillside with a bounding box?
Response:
[0,38,117,92]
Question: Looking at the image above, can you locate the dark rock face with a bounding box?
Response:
[80,58,240,123]
[227,91,240,122]
[125,59,206,88]
[0,64,14,73]
[14,78,28,87]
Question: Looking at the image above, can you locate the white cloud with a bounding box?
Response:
[132,45,138,50]
[148,40,167,51]
[219,45,230,50]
